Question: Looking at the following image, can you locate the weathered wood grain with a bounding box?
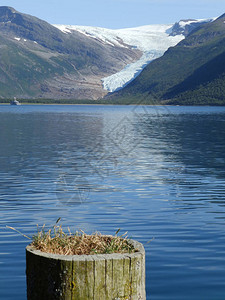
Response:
[26,239,146,300]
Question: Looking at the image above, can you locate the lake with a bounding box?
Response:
[1,104,225,300]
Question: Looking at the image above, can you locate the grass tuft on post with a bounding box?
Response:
[31,224,136,255]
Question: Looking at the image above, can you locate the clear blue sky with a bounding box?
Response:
[0,0,224,28]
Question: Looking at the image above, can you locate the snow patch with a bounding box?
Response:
[179,18,213,28]
[54,24,129,47]
[54,24,71,34]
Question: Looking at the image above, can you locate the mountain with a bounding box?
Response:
[0,6,140,99]
[60,19,211,93]
[0,6,214,101]
[108,14,225,105]
[55,24,184,93]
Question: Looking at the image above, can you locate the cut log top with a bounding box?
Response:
[26,238,145,261]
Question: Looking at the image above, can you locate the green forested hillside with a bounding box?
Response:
[109,13,225,105]
[0,6,140,100]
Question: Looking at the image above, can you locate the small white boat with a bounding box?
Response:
[10,97,21,105]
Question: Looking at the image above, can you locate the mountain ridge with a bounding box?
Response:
[0,6,217,102]
[0,6,141,99]
[54,18,212,93]
[108,13,225,105]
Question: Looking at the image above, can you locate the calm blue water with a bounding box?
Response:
[1,104,225,300]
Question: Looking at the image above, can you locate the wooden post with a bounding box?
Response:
[26,239,146,300]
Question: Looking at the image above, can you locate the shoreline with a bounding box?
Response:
[1,100,225,107]
[1,103,225,107]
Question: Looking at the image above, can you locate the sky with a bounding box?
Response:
[0,0,224,29]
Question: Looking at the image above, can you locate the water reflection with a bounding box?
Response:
[131,109,225,209]
[1,105,225,300]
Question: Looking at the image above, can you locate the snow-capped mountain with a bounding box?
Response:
[108,14,225,106]
[54,19,212,93]
[0,6,213,100]
[55,24,184,92]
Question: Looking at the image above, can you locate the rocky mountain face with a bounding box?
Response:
[0,6,141,99]
[109,14,225,106]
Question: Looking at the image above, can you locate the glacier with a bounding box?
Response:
[53,23,194,92]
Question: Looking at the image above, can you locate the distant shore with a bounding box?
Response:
[1,100,225,106]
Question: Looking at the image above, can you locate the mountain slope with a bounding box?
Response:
[109,14,225,105]
[57,24,184,93]
[0,6,141,99]
[0,6,215,101]
[59,19,211,93]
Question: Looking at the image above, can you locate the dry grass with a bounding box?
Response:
[31,224,136,255]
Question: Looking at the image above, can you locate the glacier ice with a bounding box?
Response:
[54,24,186,92]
